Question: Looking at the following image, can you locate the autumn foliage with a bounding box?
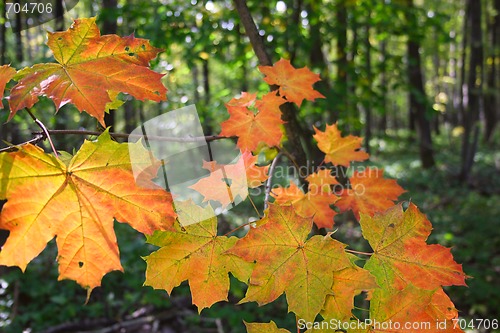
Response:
[0,18,467,332]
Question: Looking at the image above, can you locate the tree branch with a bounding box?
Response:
[32,129,226,143]
[0,134,45,153]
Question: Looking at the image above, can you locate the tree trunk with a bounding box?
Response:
[378,38,388,134]
[405,0,435,169]
[363,23,372,153]
[460,0,484,181]
[307,0,334,126]
[101,0,118,129]
[484,0,499,142]
[335,0,348,124]
[14,0,23,63]
[55,0,64,31]
[1,0,6,64]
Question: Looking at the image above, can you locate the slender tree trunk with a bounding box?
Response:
[14,0,23,63]
[460,0,484,181]
[55,0,64,31]
[202,59,210,106]
[288,0,302,65]
[405,0,435,168]
[1,0,6,64]
[192,62,200,103]
[432,28,441,136]
[484,0,499,142]
[335,0,348,124]
[459,1,470,125]
[307,0,334,127]
[101,0,118,129]
[363,23,372,153]
[379,38,388,134]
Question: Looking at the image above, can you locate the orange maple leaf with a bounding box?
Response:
[322,262,378,321]
[258,59,325,107]
[229,204,351,322]
[360,203,467,290]
[272,181,338,229]
[8,17,166,126]
[313,123,369,167]
[220,92,286,152]
[0,65,15,104]
[0,131,176,293]
[144,201,253,311]
[189,150,269,208]
[244,321,290,333]
[335,167,405,220]
[306,168,339,194]
[369,285,464,332]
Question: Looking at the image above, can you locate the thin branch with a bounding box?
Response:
[32,129,226,143]
[0,134,45,153]
[264,152,283,210]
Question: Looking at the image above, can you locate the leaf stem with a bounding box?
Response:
[25,108,58,158]
[264,152,283,210]
[345,249,373,256]
[247,195,263,219]
[223,221,254,237]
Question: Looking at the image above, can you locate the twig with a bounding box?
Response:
[0,134,45,153]
[264,152,283,210]
[32,129,226,143]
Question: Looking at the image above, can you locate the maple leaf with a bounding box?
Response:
[369,285,464,332]
[360,203,467,290]
[229,204,351,322]
[306,168,339,194]
[245,321,290,333]
[335,167,405,220]
[8,17,166,126]
[220,92,286,151]
[0,65,16,104]
[0,131,176,293]
[313,123,369,167]
[272,181,338,229]
[144,201,253,311]
[258,59,325,106]
[322,261,378,321]
[189,150,268,208]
